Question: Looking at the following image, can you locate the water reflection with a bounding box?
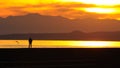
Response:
[0,40,120,48]
[73,41,111,48]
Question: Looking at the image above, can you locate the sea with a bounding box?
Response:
[0,40,120,48]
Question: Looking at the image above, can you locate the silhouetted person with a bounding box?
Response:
[28,37,33,48]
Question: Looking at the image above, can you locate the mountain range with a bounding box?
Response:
[0,14,120,40]
[0,13,120,35]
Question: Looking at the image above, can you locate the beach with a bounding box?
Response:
[0,48,120,68]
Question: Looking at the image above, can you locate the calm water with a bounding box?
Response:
[0,40,120,48]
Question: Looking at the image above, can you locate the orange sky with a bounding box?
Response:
[0,0,120,20]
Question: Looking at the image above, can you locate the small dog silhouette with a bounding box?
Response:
[16,41,19,44]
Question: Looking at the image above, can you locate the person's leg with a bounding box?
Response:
[28,43,31,48]
[30,44,32,48]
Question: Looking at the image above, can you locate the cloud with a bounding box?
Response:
[0,0,120,20]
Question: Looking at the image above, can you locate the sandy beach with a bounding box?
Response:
[0,48,120,68]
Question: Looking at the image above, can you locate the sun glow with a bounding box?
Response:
[0,40,120,48]
[79,41,111,48]
[62,0,120,6]
[0,0,120,19]
[83,8,116,14]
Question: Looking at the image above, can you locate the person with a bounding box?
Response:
[28,37,33,48]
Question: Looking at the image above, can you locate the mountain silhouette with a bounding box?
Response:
[0,31,120,40]
[0,13,120,35]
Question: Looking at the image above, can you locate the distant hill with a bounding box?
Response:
[0,13,120,35]
[0,14,74,35]
[0,31,120,41]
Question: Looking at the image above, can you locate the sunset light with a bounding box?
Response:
[76,41,113,48]
[80,41,110,48]
[0,0,120,19]
[84,8,116,14]
[62,0,120,6]
[0,40,120,48]
[1,1,120,66]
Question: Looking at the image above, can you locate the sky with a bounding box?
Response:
[0,0,120,20]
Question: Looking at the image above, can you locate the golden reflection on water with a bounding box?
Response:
[73,41,112,48]
[0,40,120,48]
